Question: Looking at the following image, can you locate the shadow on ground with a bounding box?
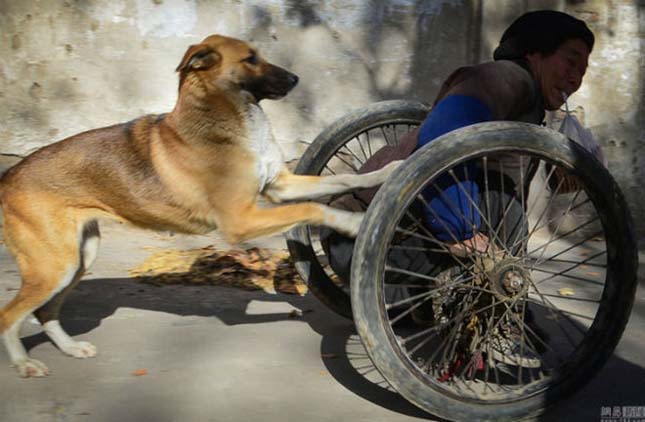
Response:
[20,273,645,422]
[21,275,434,420]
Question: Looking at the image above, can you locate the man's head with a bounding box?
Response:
[493,10,594,110]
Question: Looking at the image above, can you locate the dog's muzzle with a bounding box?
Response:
[243,64,299,102]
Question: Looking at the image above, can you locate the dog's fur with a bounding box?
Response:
[0,35,400,377]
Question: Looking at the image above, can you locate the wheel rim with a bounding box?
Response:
[352,123,636,417]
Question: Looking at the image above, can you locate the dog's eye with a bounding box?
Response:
[243,54,258,65]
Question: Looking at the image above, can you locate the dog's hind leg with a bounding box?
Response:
[0,264,81,377]
[0,208,89,377]
[33,221,100,359]
[263,161,403,202]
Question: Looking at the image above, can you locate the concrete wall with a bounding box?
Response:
[0,0,643,239]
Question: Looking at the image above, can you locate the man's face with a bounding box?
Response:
[526,38,590,110]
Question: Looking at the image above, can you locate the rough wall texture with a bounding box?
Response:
[0,0,643,240]
[0,0,477,156]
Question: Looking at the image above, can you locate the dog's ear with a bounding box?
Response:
[176,44,221,72]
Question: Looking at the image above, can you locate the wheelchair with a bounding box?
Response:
[286,100,637,421]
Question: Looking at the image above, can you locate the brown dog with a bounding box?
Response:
[0,35,400,377]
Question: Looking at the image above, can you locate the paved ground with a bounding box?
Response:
[0,155,644,422]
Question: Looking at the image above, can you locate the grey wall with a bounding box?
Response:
[0,0,643,241]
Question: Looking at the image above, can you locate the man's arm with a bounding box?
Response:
[417,61,536,243]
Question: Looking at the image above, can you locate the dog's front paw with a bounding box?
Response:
[14,358,50,378]
[346,212,365,237]
[323,207,365,238]
[61,341,98,359]
[333,211,364,238]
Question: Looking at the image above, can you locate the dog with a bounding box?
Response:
[0,35,400,377]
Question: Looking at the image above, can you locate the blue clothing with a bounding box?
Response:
[415,95,493,241]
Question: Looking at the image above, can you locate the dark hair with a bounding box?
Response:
[493,10,594,61]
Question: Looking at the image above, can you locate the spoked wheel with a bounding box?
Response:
[351,122,637,421]
[286,100,430,318]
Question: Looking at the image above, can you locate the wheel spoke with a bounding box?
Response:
[380,125,392,145]
[383,268,473,309]
[389,294,434,325]
[520,161,559,241]
[445,169,514,258]
[332,152,359,172]
[390,244,446,254]
[354,135,369,162]
[532,250,606,286]
[415,193,489,274]
[527,283,587,343]
[340,144,366,166]
[323,164,337,175]
[397,208,485,273]
[513,197,592,254]
[530,232,604,269]
[525,297,595,323]
[538,256,606,268]
[513,165,580,254]
[526,216,601,259]
[533,292,600,304]
[529,230,604,265]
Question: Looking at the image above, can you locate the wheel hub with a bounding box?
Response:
[487,259,530,301]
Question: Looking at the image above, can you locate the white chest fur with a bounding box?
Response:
[244,104,285,192]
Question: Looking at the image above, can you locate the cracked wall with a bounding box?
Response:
[0,0,642,240]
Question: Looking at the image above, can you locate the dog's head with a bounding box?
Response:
[176,35,299,102]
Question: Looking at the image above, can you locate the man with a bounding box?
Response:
[322,10,594,367]
[416,9,592,254]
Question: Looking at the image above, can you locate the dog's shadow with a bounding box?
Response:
[20,249,434,420]
[23,249,320,343]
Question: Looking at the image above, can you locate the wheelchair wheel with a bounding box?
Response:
[351,122,637,421]
[286,100,429,318]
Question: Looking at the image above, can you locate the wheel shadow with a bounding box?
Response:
[540,263,645,419]
[315,322,443,420]
[316,309,645,422]
[540,354,645,421]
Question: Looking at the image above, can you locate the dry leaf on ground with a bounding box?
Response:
[129,246,307,295]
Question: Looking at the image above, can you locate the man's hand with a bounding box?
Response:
[447,232,492,257]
